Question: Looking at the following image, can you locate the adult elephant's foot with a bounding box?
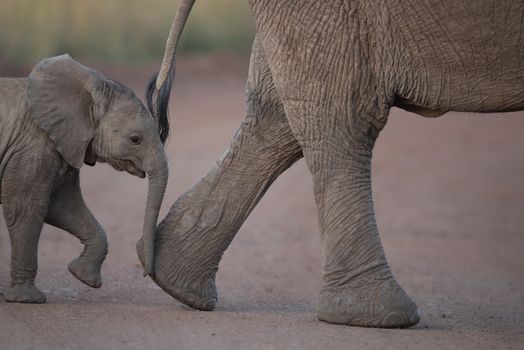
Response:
[137,237,217,311]
[136,175,235,311]
[68,257,102,288]
[317,276,420,328]
[4,282,47,303]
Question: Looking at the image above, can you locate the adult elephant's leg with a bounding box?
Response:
[252,0,419,327]
[45,169,108,288]
[282,98,419,328]
[138,37,303,310]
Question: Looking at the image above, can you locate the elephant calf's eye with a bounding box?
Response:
[129,135,142,145]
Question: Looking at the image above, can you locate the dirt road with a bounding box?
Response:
[0,56,523,349]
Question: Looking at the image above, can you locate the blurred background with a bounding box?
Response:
[0,0,254,71]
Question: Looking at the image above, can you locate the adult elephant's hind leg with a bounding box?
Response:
[138,38,302,310]
[283,98,420,328]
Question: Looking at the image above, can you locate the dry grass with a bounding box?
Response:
[0,0,254,65]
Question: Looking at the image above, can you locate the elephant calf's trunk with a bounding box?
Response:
[141,148,169,277]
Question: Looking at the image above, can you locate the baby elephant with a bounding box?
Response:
[0,55,168,303]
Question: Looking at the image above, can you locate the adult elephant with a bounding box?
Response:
[139,0,524,328]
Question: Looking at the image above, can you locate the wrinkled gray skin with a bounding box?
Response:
[0,55,168,303]
[139,0,524,327]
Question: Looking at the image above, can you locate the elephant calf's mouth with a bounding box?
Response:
[125,161,146,178]
[100,157,146,178]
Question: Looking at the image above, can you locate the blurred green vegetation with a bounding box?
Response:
[0,0,255,65]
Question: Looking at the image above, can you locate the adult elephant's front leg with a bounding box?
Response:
[138,38,303,310]
[283,98,420,328]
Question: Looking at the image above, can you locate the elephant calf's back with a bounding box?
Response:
[0,78,29,136]
[0,78,32,201]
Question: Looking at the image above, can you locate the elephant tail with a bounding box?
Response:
[146,0,196,144]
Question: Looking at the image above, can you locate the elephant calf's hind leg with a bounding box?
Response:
[2,197,48,303]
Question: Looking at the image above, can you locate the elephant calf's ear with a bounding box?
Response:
[28,54,105,169]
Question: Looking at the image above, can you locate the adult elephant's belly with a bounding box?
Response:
[390,0,524,115]
[395,65,524,116]
[394,99,446,118]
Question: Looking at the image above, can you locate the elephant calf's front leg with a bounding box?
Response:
[46,169,108,288]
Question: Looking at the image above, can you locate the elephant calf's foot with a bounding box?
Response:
[4,283,47,304]
[68,257,102,288]
[137,238,217,311]
[317,277,420,328]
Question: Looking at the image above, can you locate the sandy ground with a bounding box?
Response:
[0,55,523,349]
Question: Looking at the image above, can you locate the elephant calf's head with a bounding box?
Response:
[89,79,165,179]
[28,54,169,277]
